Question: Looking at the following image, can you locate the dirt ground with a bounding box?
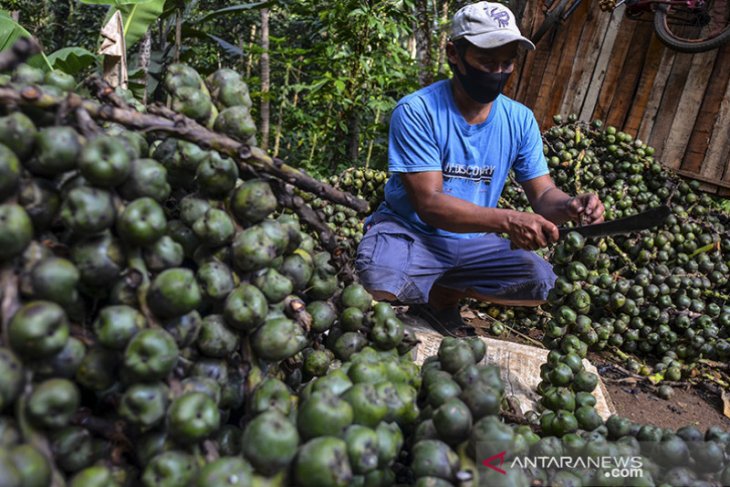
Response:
[461,312,730,432]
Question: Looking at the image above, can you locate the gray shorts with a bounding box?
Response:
[355,217,556,304]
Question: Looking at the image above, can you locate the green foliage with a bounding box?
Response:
[0,10,52,69]
[85,0,167,48]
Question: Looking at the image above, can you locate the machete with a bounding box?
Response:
[558,205,671,240]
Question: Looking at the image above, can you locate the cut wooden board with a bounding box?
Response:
[682,43,730,174]
[579,6,626,122]
[637,47,676,143]
[710,77,730,184]
[592,17,637,122]
[662,49,717,170]
[623,34,665,136]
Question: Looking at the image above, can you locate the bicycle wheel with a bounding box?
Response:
[531,0,578,45]
[653,0,730,53]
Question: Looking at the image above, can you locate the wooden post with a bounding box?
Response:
[99,11,128,89]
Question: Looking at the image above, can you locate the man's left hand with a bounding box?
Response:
[566,193,605,225]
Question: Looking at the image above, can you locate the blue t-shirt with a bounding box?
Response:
[371,79,548,239]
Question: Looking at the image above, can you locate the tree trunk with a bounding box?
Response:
[347,112,360,163]
[415,0,433,86]
[139,30,152,105]
[436,0,451,77]
[260,8,271,150]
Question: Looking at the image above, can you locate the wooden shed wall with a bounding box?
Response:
[503,1,730,195]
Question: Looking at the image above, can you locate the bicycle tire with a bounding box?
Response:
[531,0,576,45]
[653,3,730,53]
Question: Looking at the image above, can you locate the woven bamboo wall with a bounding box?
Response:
[503,1,730,195]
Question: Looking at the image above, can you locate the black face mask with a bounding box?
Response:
[449,51,512,104]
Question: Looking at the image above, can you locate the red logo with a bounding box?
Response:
[482,451,507,475]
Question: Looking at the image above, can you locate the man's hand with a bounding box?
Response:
[506,211,559,250]
[566,193,605,225]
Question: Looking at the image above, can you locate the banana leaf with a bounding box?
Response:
[0,11,52,69]
[47,47,98,75]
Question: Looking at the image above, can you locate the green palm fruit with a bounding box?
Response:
[411,440,459,481]
[123,328,179,382]
[193,208,235,247]
[167,391,220,443]
[308,270,339,300]
[214,106,256,142]
[250,378,292,416]
[36,337,85,379]
[304,349,331,377]
[307,301,338,333]
[147,267,201,319]
[93,305,144,349]
[117,197,167,247]
[432,398,472,445]
[60,186,115,234]
[19,177,60,231]
[111,127,149,159]
[75,347,119,391]
[375,422,403,468]
[0,348,23,412]
[44,69,75,91]
[298,391,354,440]
[197,315,239,358]
[167,220,200,258]
[26,126,81,177]
[253,268,293,303]
[230,179,277,224]
[341,283,373,312]
[219,368,245,410]
[341,383,388,428]
[223,284,268,332]
[0,448,22,486]
[218,79,252,109]
[295,437,353,487]
[242,410,299,475]
[438,338,476,374]
[143,236,184,272]
[69,466,116,487]
[575,405,603,431]
[13,64,45,84]
[196,261,235,302]
[279,254,313,291]
[10,444,51,487]
[460,381,501,420]
[216,425,242,456]
[181,376,221,405]
[165,64,203,91]
[371,316,404,350]
[348,361,387,384]
[232,224,280,272]
[71,232,125,288]
[118,158,170,202]
[118,382,169,430]
[195,457,253,487]
[251,317,308,361]
[28,257,79,306]
[343,425,379,475]
[0,112,37,160]
[191,358,228,388]
[26,378,79,429]
[206,68,241,89]
[172,86,212,122]
[195,151,239,197]
[9,301,69,358]
[333,332,368,361]
[162,310,202,347]
[142,451,198,487]
[179,195,211,227]
[0,204,32,261]
[49,426,95,472]
[77,136,131,187]
[0,144,20,200]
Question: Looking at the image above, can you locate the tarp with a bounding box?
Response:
[403,316,616,420]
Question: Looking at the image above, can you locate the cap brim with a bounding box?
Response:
[463,31,535,51]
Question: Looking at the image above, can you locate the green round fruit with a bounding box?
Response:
[0,112,37,161]
[0,144,20,200]
[432,397,473,445]
[242,410,299,475]
[9,301,69,358]
[141,451,198,487]
[28,257,79,306]
[0,204,32,261]
[69,466,115,487]
[123,328,179,382]
[117,197,167,247]
[297,391,354,440]
[93,305,144,350]
[411,439,459,481]
[344,425,379,475]
[26,378,80,429]
[197,315,239,358]
[194,457,253,487]
[78,136,131,187]
[119,382,169,430]
[118,158,171,202]
[29,126,81,176]
[0,348,24,412]
[251,317,308,362]
[10,444,51,487]
[147,268,201,319]
[294,437,353,487]
[168,391,220,443]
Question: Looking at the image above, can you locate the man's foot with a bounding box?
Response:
[408,303,476,338]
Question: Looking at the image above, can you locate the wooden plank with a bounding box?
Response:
[591,17,637,122]
[560,7,612,117]
[708,77,730,184]
[623,33,665,136]
[662,49,718,169]
[530,18,571,125]
[646,52,694,160]
[511,0,541,100]
[637,47,676,143]
[579,5,626,122]
[540,0,592,126]
[604,21,654,130]
[681,43,730,173]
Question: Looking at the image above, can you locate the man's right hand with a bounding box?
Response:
[506,211,559,250]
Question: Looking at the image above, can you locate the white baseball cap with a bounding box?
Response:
[451,2,535,50]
